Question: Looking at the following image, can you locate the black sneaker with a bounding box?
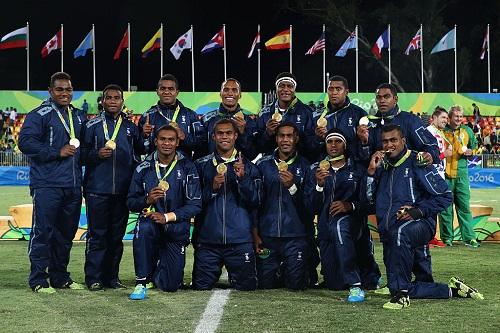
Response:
[88,282,104,291]
[108,280,127,289]
[383,292,410,309]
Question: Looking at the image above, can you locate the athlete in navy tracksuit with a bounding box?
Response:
[138,74,204,158]
[128,125,201,299]
[362,124,485,309]
[254,123,311,290]
[255,73,315,162]
[304,129,380,302]
[18,72,86,292]
[357,84,441,285]
[193,119,261,291]
[198,78,258,160]
[81,85,144,290]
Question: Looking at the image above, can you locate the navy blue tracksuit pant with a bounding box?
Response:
[28,187,82,288]
[383,219,449,299]
[193,242,257,291]
[84,193,128,287]
[133,217,186,292]
[257,236,308,290]
[354,220,382,290]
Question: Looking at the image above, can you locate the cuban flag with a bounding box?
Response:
[371,28,389,59]
[201,28,224,54]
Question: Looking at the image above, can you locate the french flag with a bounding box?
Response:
[371,29,389,59]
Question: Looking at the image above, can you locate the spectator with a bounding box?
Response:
[472,103,481,123]
[9,107,17,127]
[81,99,89,115]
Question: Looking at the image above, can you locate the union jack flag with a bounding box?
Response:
[305,32,325,55]
[404,28,421,55]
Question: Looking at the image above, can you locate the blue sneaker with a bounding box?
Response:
[129,284,147,300]
[347,287,365,302]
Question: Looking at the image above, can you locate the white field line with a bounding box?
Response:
[194,289,231,333]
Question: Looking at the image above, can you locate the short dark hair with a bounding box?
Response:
[381,124,403,137]
[220,78,242,92]
[158,74,179,89]
[213,118,238,133]
[276,121,299,135]
[328,75,349,89]
[102,84,124,99]
[155,124,178,139]
[50,72,71,87]
[432,106,447,118]
[376,83,397,96]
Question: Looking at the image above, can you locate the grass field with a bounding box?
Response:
[1,186,499,332]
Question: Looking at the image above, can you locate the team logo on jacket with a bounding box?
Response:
[127,127,131,136]
[404,168,409,177]
[348,117,353,126]
[177,170,182,179]
[297,251,303,261]
[296,168,301,176]
[182,115,186,123]
[296,115,301,123]
[181,246,185,255]
[349,172,353,179]
[244,252,250,263]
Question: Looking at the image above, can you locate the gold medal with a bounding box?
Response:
[316,117,327,128]
[170,122,179,129]
[105,140,116,150]
[277,161,288,172]
[233,111,244,120]
[158,180,170,191]
[319,160,330,171]
[359,116,370,126]
[69,138,80,148]
[216,163,227,175]
[272,112,282,122]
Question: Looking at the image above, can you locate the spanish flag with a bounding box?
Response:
[141,26,162,58]
[265,29,290,50]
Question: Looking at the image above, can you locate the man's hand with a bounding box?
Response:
[418,151,433,165]
[60,144,76,158]
[148,212,167,225]
[212,173,225,191]
[315,167,329,187]
[146,187,165,205]
[396,205,414,221]
[142,114,154,137]
[234,152,245,179]
[232,116,247,135]
[279,169,295,188]
[464,148,473,156]
[329,201,352,216]
[356,125,369,145]
[368,150,385,175]
[265,118,279,137]
[98,147,113,159]
[315,126,327,140]
[175,126,186,141]
[444,145,453,158]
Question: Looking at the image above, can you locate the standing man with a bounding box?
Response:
[199,78,258,160]
[440,105,479,248]
[193,119,261,291]
[255,72,315,161]
[81,99,89,116]
[139,74,204,159]
[365,124,482,309]
[81,84,144,291]
[312,75,367,161]
[254,122,311,290]
[128,125,202,300]
[19,72,86,293]
[305,129,379,302]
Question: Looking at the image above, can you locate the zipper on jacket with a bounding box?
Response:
[222,175,227,244]
[278,181,282,237]
[112,149,116,194]
[385,169,395,230]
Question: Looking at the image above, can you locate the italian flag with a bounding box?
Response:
[0,27,27,50]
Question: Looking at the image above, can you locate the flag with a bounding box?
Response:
[431,28,455,54]
[247,32,260,58]
[335,30,356,57]
[480,28,488,60]
[371,29,389,59]
[141,27,162,58]
[404,28,421,55]
[113,28,128,60]
[305,32,325,55]
[0,27,27,50]
[265,29,290,50]
[201,28,224,54]
[170,28,192,60]
[41,30,61,58]
[73,29,93,58]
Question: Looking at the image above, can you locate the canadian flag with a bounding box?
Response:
[41,30,61,58]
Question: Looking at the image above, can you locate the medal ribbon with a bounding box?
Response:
[158,104,181,123]
[274,151,298,168]
[155,152,178,183]
[274,97,298,118]
[53,104,76,139]
[383,149,411,169]
[325,154,345,162]
[212,148,238,166]
[101,112,123,141]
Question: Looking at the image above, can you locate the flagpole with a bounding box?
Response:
[191,25,195,92]
[388,24,391,84]
[355,25,358,93]
[223,24,227,80]
[454,24,457,93]
[160,23,164,77]
[257,24,261,93]
[289,25,293,73]
[92,24,96,91]
[127,23,131,91]
[420,24,424,93]
[487,24,491,92]
[26,21,29,91]
[61,24,64,72]
[322,24,326,92]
